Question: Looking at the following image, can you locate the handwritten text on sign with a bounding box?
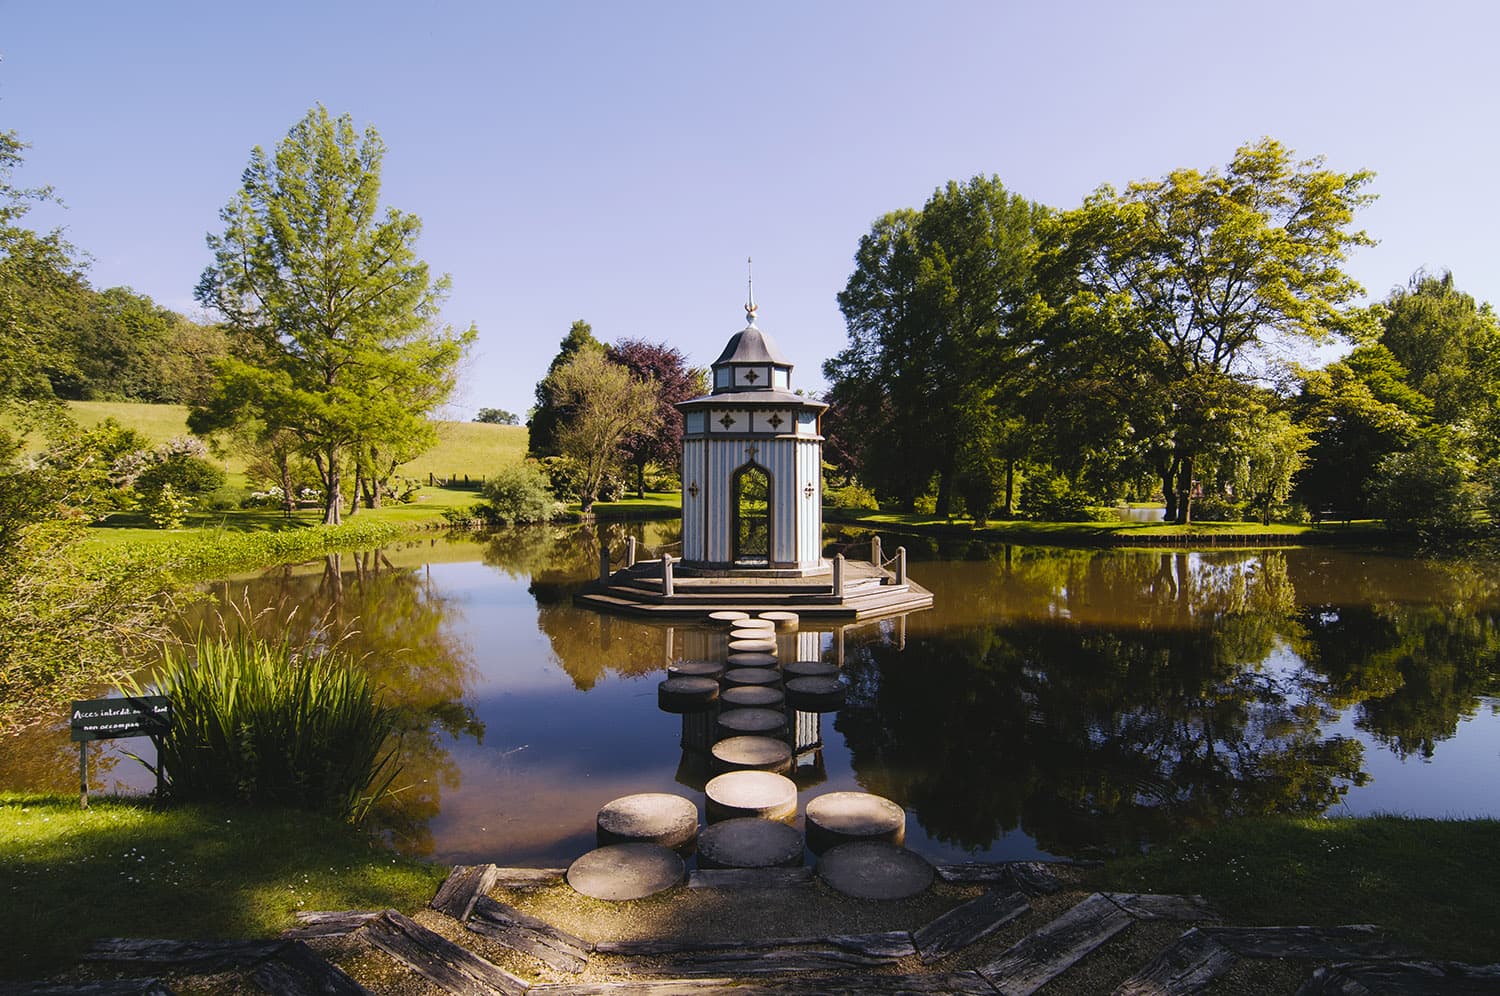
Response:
[69,696,170,742]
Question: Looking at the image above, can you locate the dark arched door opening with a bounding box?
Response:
[732,464,771,564]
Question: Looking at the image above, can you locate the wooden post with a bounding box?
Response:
[662,554,675,597]
[79,743,88,809]
[896,546,907,586]
[599,543,610,582]
[626,536,637,568]
[871,535,883,569]
[832,553,844,597]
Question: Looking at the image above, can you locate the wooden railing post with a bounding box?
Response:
[871,535,883,569]
[662,554,675,597]
[833,553,844,597]
[896,546,907,586]
[626,536,637,568]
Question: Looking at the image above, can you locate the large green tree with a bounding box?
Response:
[1041,139,1376,523]
[193,107,473,524]
[527,320,603,458]
[547,349,659,513]
[826,176,1042,515]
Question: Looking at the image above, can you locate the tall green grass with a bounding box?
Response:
[128,634,401,823]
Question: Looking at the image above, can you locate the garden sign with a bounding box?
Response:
[69,695,169,808]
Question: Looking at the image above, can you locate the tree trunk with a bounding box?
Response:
[323,446,342,525]
[1177,455,1195,526]
[635,460,645,499]
[347,465,361,517]
[1160,458,1179,523]
[935,462,955,519]
[1003,457,1016,519]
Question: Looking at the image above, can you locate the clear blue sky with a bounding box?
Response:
[6,1,1497,417]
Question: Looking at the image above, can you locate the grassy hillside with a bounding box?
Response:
[59,401,526,481]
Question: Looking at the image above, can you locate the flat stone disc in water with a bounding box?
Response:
[668,660,725,679]
[721,684,785,709]
[785,676,845,711]
[716,707,787,737]
[730,627,776,642]
[726,652,777,668]
[758,611,800,630]
[723,667,781,687]
[784,660,839,679]
[567,843,685,901]
[711,735,794,774]
[708,610,751,625]
[596,792,700,851]
[697,817,805,869]
[658,676,721,713]
[727,638,777,654]
[705,770,798,824]
[804,791,906,853]
[816,841,933,900]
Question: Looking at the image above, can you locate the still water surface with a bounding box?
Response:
[6,524,1498,865]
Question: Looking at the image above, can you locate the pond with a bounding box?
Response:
[5,523,1498,867]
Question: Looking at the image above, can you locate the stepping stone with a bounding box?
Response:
[668,659,725,679]
[721,684,786,709]
[716,707,788,738]
[758,610,800,629]
[708,610,750,624]
[784,660,839,678]
[730,627,776,641]
[711,735,794,773]
[785,675,846,711]
[723,667,781,687]
[567,843,685,901]
[696,816,806,869]
[728,638,777,654]
[734,617,777,630]
[657,675,720,713]
[726,652,778,668]
[817,841,934,900]
[805,791,906,853]
[705,770,798,823]
[596,792,700,851]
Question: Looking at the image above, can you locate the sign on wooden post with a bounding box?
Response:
[69,695,170,809]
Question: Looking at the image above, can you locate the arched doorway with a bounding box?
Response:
[732,464,771,564]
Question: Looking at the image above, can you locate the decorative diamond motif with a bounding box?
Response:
[688,482,700,499]
[804,483,815,499]
[743,369,760,383]
[767,413,785,429]
[745,443,759,461]
[718,413,736,429]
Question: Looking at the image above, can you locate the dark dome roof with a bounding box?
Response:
[713,325,792,367]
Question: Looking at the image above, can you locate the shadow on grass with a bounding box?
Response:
[0,793,445,980]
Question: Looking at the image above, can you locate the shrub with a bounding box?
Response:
[135,454,225,501]
[1190,494,1245,522]
[826,482,879,510]
[1020,471,1099,521]
[477,462,563,525]
[130,633,401,823]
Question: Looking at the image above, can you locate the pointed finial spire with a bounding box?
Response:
[745,256,758,325]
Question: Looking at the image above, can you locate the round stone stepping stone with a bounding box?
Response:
[697,817,805,869]
[596,792,700,851]
[816,841,933,900]
[705,770,798,824]
[658,675,720,713]
[723,667,781,687]
[804,791,906,854]
[708,610,750,625]
[784,675,846,711]
[711,735,794,774]
[567,843,685,900]
[758,611,800,630]
[668,659,725,679]
[726,652,777,668]
[727,638,777,654]
[721,684,785,709]
[785,660,838,679]
[730,627,776,642]
[716,707,787,738]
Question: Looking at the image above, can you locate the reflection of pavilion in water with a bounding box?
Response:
[655,616,910,794]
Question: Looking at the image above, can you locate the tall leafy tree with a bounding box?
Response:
[547,349,659,512]
[527,320,602,458]
[193,106,474,524]
[605,338,706,497]
[827,177,1042,514]
[1043,139,1376,522]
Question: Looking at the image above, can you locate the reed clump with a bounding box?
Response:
[130,633,400,823]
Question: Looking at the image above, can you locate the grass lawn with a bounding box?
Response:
[1087,815,1500,963]
[0,792,446,981]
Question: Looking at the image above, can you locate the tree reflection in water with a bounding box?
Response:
[183,550,484,856]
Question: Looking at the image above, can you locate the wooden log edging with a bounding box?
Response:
[358,909,529,996]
